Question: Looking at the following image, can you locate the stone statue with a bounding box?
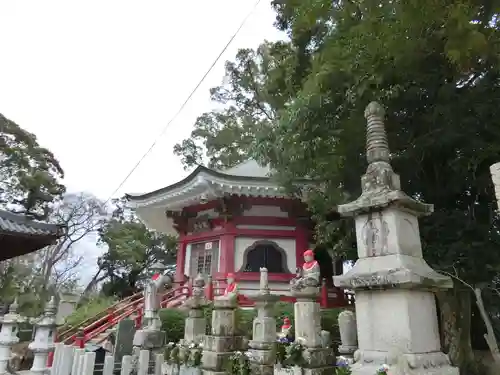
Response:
[338,309,358,355]
[290,249,321,291]
[216,272,238,301]
[277,317,294,342]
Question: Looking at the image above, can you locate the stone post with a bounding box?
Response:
[292,286,335,375]
[182,274,207,345]
[338,309,357,357]
[29,297,58,375]
[201,297,241,375]
[0,299,22,374]
[248,268,280,375]
[490,162,500,210]
[333,102,458,375]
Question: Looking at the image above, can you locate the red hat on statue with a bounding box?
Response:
[304,249,314,257]
[284,317,291,325]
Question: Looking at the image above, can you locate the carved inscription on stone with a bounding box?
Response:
[361,212,389,257]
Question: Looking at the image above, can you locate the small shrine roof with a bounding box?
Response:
[0,210,64,237]
[0,210,65,261]
[126,160,288,210]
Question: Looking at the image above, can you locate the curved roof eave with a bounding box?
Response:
[125,165,289,201]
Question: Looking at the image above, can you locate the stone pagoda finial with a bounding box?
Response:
[337,102,433,217]
[364,101,390,164]
[44,297,57,316]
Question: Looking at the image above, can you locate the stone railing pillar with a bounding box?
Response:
[201,297,241,374]
[182,274,207,345]
[338,309,358,358]
[248,268,280,375]
[29,297,58,375]
[292,285,335,373]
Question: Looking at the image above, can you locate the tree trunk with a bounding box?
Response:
[436,285,475,374]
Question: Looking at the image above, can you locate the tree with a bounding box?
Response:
[0,114,65,219]
[175,1,500,372]
[173,40,308,170]
[254,1,500,372]
[0,192,106,315]
[37,193,106,290]
[95,198,177,299]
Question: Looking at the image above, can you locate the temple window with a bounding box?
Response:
[240,240,290,274]
[191,240,219,276]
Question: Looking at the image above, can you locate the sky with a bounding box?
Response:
[0,0,286,284]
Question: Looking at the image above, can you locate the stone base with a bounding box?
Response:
[302,368,335,375]
[338,345,357,356]
[132,329,165,349]
[350,350,459,375]
[203,335,244,352]
[200,350,231,372]
[201,370,226,375]
[250,363,274,375]
[302,347,335,368]
[248,348,274,364]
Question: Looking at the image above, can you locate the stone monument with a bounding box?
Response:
[248,267,280,375]
[29,297,58,375]
[290,250,334,374]
[201,294,242,375]
[333,102,458,375]
[338,310,358,357]
[181,274,207,345]
[133,262,171,353]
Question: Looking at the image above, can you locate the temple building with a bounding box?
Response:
[127,160,342,298]
[0,209,65,261]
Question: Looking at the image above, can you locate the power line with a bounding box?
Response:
[105,0,262,204]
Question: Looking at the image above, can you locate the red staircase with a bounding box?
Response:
[55,279,351,349]
[56,284,191,347]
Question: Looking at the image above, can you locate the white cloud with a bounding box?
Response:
[0,0,285,285]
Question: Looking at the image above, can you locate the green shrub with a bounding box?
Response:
[159,301,342,344]
[64,296,116,327]
[159,308,186,343]
[235,308,256,337]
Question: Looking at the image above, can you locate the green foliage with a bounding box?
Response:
[159,308,186,343]
[0,113,65,219]
[173,41,303,169]
[64,296,116,327]
[98,197,177,298]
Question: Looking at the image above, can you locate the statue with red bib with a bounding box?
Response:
[277,317,295,343]
[216,272,239,301]
[290,249,321,291]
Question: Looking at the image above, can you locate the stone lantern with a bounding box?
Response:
[29,297,58,375]
[0,299,23,373]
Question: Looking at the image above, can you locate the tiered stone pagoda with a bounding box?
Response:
[0,210,65,261]
[126,160,331,297]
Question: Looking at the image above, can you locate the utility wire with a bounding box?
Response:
[105,0,262,204]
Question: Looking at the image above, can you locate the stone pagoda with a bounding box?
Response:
[334,102,458,375]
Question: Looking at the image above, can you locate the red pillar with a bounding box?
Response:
[218,222,236,276]
[175,237,187,283]
[295,225,309,269]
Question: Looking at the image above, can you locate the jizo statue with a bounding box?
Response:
[217,272,238,301]
[290,249,321,291]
